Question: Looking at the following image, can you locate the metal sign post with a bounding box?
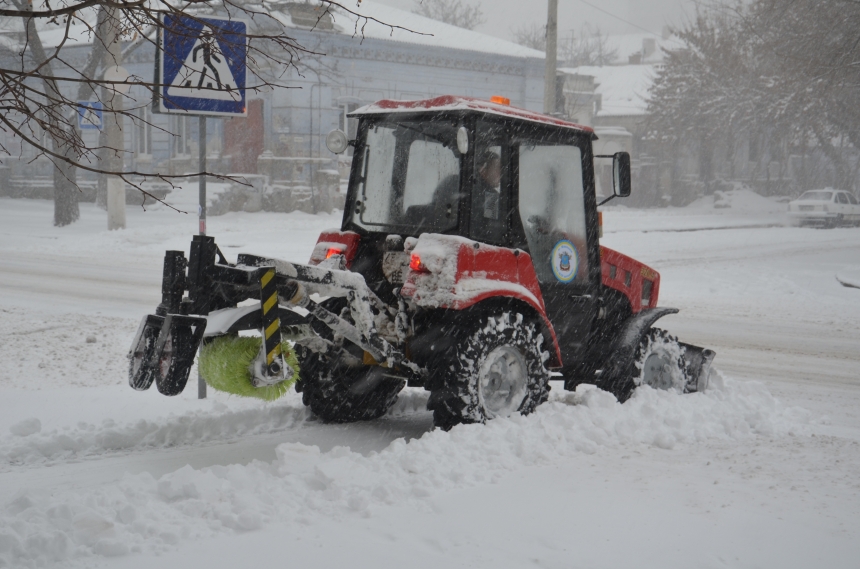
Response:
[153,14,248,399]
[199,117,207,237]
[198,116,207,399]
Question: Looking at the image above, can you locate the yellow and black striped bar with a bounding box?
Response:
[259,267,281,373]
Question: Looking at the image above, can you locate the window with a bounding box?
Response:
[799,190,833,201]
[136,106,152,156]
[352,120,461,234]
[518,143,589,284]
[847,193,859,205]
[170,115,191,157]
[836,193,849,205]
[470,120,508,245]
[403,139,459,210]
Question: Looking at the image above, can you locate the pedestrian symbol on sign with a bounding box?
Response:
[167,37,240,101]
[77,101,104,130]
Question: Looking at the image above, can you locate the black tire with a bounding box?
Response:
[296,347,405,423]
[608,327,689,403]
[154,325,195,396]
[426,312,551,431]
[129,323,159,391]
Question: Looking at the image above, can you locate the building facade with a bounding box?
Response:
[0,2,545,203]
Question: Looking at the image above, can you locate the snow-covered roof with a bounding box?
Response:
[601,33,684,65]
[321,1,545,58]
[560,64,657,117]
[352,95,593,134]
[34,1,545,60]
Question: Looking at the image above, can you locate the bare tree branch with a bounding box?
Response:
[0,0,422,225]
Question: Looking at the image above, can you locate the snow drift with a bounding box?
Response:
[0,372,808,567]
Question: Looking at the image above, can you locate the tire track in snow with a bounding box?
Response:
[0,252,161,314]
[0,390,433,475]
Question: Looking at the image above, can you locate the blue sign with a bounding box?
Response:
[157,14,247,116]
[77,101,103,130]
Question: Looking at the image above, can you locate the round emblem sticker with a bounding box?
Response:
[551,240,579,283]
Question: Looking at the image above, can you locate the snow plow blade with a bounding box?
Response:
[680,342,716,393]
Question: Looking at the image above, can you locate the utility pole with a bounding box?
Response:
[102,6,126,230]
[544,0,559,115]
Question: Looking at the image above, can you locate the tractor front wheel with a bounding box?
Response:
[427,312,550,430]
[609,327,689,402]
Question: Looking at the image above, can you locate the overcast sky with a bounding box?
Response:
[372,0,698,41]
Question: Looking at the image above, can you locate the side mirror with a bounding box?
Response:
[325,129,349,154]
[612,151,631,198]
[596,151,632,206]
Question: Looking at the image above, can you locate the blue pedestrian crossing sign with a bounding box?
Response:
[77,101,103,130]
[156,14,247,117]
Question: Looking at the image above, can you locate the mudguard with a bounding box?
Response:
[400,233,563,367]
[592,307,715,394]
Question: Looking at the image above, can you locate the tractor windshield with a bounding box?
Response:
[350,118,461,234]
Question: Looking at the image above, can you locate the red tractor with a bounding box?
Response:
[129,96,714,430]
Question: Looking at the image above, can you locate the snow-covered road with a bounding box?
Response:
[1,190,859,568]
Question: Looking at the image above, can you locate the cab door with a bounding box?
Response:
[514,135,599,363]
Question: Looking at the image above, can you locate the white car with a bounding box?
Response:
[788,189,860,227]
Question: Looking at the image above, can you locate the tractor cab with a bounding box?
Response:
[333,96,630,363]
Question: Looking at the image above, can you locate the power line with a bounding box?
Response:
[572,0,661,37]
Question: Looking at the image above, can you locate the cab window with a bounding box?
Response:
[517,142,589,284]
[470,120,509,245]
[353,120,461,234]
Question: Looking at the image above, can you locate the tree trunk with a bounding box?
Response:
[21,14,80,226]
[52,147,79,226]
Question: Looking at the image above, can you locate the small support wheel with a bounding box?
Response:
[129,320,159,391]
[427,312,550,430]
[155,325,195,396]
[609,327,689,402]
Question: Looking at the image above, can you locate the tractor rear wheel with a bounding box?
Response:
[427,312,550,430]
[296,348,405,423]
[609,327,689,402]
